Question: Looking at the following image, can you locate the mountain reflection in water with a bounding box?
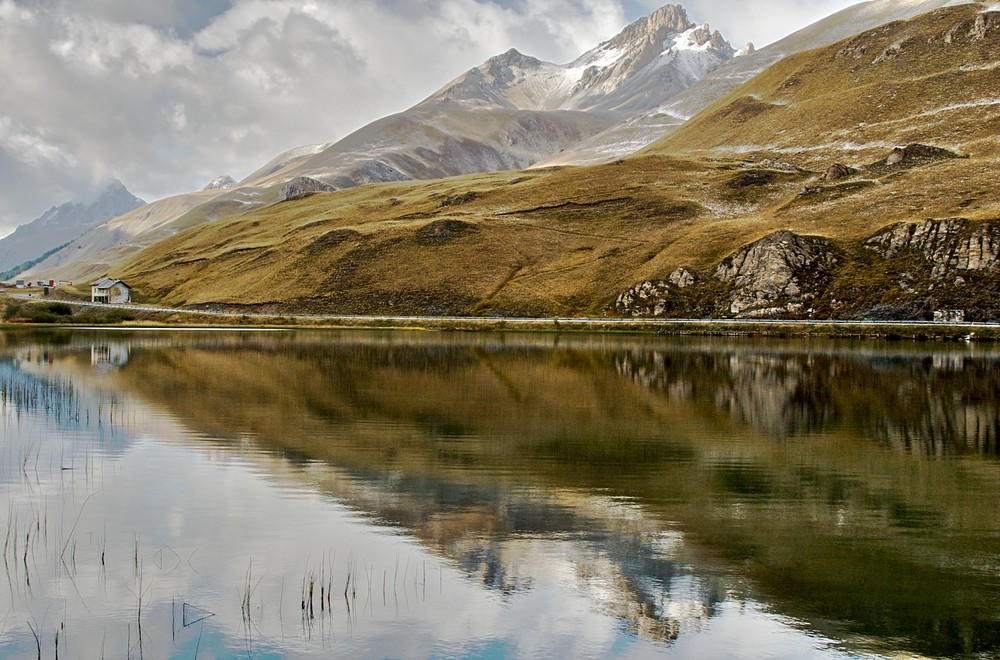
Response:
[1,329,999,658]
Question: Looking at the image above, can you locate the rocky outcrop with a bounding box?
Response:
[865,218,1000,278]
[822,163,857,181]
[615,281,672,317]
[969,10,999,41]
[616,233,837,319]
[614,219,1000,322]
[278,177,336,202]
[669,267,696,289]
[713,231,837,316]
[883,144,961,166]
[416,219,476,245]
[615,268,697,317]
[439,191,478,208]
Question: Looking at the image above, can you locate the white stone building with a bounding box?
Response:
[91,277,131,304]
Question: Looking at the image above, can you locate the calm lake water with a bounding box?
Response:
[1,329,999,659]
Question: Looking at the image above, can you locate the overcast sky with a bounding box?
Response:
[0,0,862,238]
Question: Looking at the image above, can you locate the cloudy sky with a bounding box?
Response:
[0,0,861,238]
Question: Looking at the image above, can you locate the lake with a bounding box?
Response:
[1,328,999,658]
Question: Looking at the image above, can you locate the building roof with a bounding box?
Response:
[92,277,128,289]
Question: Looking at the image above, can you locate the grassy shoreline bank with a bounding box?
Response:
[2,298,997,341]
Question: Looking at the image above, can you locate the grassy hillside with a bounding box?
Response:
[646,4,1000,164]
[117,4,1000,319]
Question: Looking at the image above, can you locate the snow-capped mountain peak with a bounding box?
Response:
[428,3,733,115]
[564,5,734,113]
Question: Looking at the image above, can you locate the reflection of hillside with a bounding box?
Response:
[616,345,1000,454]
[66,332,1000,656]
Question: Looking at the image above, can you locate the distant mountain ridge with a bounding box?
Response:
[236,3,735,191]
[0,180,144,276]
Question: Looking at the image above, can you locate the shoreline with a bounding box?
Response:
[3,293,997,340]
[2,316,996,342]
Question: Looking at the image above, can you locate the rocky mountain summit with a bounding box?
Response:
[538,0,967,167]
[572,4,733,113]
[203,175,237,191]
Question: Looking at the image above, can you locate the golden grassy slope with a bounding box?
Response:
[646,4,1000,164]
[118,4,1000,317]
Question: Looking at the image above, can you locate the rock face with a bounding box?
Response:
[615,219,1000,322]
[865,218,1000,278]
[668,267,696,289]
[615,280,672,317]
[278,177,336,202]
[969,10,999,41]
[713,231,837,316]
[615,268,697,317]
[616,233,837,319]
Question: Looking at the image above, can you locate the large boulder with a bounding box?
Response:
[714,230,837,316]
[668,267,697,289]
